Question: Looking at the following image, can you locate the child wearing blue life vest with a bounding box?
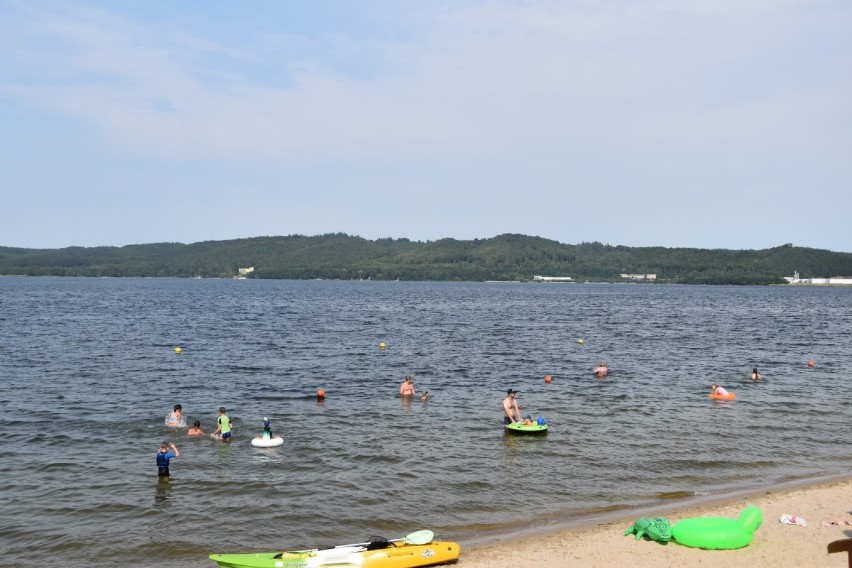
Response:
[156,442,179,477]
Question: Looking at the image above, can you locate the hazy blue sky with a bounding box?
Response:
[2,1,850,251]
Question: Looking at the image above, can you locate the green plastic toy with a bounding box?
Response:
[624,517,673,543]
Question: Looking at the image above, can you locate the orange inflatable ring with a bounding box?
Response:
[709,392,736,401]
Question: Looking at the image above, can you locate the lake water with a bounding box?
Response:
[0,277,849,567]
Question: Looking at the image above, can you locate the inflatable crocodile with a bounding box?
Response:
[624,517,673,543]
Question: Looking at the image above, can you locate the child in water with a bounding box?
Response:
[187,420,204,436]
[166,404,185,427]
[252,417,283,446]
[711,383,730,396]
[156,442,179,477]
[212,407,232,441]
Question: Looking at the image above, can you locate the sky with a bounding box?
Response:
[2,1,850,252]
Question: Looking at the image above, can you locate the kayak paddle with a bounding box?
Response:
[336,530,434,548]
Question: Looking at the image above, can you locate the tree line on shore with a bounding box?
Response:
[2,233,851,285]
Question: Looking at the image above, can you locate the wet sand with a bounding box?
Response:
[458,476,852,567]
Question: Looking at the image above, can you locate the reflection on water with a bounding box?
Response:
[154,477,173,505]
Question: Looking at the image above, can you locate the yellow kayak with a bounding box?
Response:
[210,534,460,568]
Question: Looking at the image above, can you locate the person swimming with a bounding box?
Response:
[187,420,204,436]
[165,404,185,427]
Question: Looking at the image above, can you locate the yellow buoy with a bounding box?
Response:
[174,347,182,354]
[379,342,386,350]
[577,338,584,345]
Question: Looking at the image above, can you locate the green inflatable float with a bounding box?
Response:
[671,506,763,550]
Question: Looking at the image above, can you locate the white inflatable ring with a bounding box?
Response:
[252,436,283,447]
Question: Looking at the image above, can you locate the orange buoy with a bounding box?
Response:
[807,360,814,367]
[316,389,326,399]
[544,375,552,383]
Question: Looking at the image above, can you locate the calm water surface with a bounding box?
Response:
[0,278,849,567]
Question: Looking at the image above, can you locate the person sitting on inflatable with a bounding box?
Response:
[711,383,729,397]
[251,417,283,447]
[709,383,736,400]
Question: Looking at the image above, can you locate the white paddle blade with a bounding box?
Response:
[403,530,434,545]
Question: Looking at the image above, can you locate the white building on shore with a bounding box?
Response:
[784,271,852,285]
[533,275,574,283]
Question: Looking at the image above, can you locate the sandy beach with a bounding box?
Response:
[458,476,852,567]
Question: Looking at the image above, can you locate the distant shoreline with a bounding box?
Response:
[3,234,850,284]
[4,274,852,286]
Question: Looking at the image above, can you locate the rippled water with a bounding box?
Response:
[0,278,849,567]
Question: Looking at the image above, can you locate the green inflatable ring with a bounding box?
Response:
[672,506,763,550]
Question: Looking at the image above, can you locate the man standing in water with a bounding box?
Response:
[503,389,521,424]
[399,375,416,396]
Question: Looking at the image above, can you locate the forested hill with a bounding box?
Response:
[2,234,851,285]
